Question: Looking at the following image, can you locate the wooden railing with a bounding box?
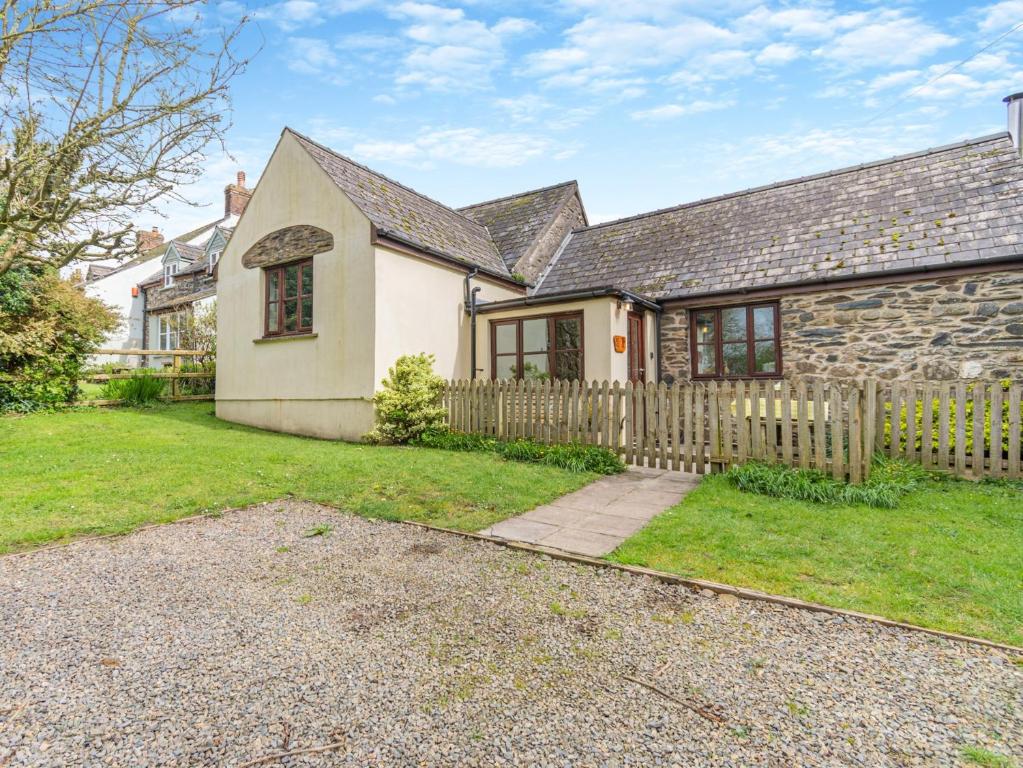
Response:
[442,378,1023,481]
[78,348,214,405]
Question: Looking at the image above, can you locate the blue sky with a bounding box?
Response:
[160,0,1023,234]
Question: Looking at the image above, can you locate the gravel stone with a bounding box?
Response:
[1,500,1021,766]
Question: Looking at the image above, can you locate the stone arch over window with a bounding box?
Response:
[241,225,334,269]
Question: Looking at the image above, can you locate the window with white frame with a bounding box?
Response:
[158,312,184,350]
[163,262,178,287]
[208,250,222,274]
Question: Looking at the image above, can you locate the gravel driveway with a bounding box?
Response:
[2,501,1020,767]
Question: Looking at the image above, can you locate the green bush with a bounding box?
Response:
[101,373,165,406]
[366,353,447,444]
[726,456,930,509]
[0,267,118,411]
[414,429,626,474]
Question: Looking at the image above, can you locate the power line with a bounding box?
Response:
[861,18,1023,126]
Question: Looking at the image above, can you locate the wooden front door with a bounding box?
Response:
[627,311,645,383]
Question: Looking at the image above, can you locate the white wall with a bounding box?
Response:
[373,245,521,383]
[215,131,377,441]
[83,257,161,365]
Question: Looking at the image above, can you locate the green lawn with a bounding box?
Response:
[610,473,1023,646]
[0,403,592,553]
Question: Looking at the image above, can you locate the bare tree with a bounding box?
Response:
[0,0,251,276]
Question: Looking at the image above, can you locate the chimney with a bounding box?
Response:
[224,170,252,216]
[137,226,164,251]
[1006,92,1023,156]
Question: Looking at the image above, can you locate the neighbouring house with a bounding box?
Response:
[216,95,1023,441]
[84,173,251,365]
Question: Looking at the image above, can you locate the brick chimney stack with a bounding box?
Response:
[137,226,164,251]
[224,170,252,216]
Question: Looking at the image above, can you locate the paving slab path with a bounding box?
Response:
[479,465,700,557]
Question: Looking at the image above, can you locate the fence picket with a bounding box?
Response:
[735,381,748,463]
[707,382,719,473]
[849,387,862,484]
[862,380,876,479]
[830,384,844,481]
[1009,384,1021,479]
[765,384,777,464]
[693,384,706,474]
[954,382,967,476]
[990,383,1003,478]
[720,382,733,468]
[624,382,635,465]
[645,382,657,469]
[920,383,933,469]
[797,382,810,470]
[890,383,902,460]
[904,383,917,464]
[657,382,668,470]
[749,381,763,460]
[972,381,986,477]
[780,382,793,466]
[937,384,951,470]
[611,381,622,452]
[682,384,694,472]
[812,382,827,472]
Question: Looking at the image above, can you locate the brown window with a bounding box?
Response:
[690,302,780,378]
[264,259,313,337]
[491,313,584,381]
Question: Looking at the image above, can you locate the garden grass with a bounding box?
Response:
[610,473,1023,646]
[0,403,592,553]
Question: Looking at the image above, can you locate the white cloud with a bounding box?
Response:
[524,15,735,89]
[350,127,576,168]
[253,0,376,30]
[631,98,733,120]
[285,37,342,82]
[372,94,397,105]
[388,3,536,90]
[815,12,957,68]
[976,0,1023,34]
[755,42,800,66]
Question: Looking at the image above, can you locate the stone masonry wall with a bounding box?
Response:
[659,269,1023,384]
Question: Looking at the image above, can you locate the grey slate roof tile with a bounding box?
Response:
[288,129,509,277]
[537,134,1023,300]
[458,182,579,271]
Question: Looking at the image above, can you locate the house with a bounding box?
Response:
[216,94,1023,441]
[84,174,251,365]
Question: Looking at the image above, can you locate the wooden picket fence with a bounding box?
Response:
[442,378,1023,482]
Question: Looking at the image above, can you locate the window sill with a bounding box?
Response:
[253,332,317,344]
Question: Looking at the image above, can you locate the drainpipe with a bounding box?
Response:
[655,310,663,383]
[463,269,479,379]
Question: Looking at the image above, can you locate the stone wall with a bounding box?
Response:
[516,193,587,284]
[659,268,1023,383]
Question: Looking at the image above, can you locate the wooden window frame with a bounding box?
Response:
[489,311,585,381]
[689,302,782,380]
[264,258,313,338]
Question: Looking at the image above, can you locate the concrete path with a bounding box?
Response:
[479,466,700,557]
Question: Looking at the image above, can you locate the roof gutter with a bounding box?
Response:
[657,254,1023,305]
[476,286,661,314]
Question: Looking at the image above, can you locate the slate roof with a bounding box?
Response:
[288,129,510,277]
[537,133,1023,301]
[170,242,204,263]
[458,182,582,271]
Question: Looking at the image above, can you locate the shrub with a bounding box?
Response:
[414,430,626,475]
[101,373,165,406]
[178,360,216,396]
[0,267,118,411]
[726,456,929,509]
[366,353,447,444]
